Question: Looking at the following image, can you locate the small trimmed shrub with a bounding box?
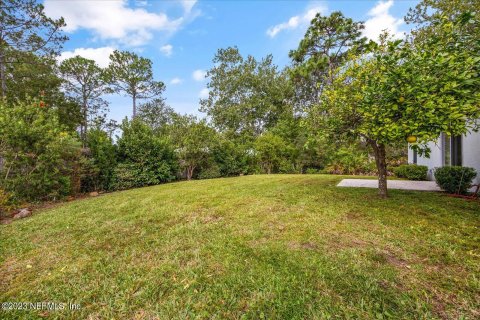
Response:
[393,164,428,181]
[434,166,477,195]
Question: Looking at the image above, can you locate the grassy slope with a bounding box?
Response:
[0,175,479,319]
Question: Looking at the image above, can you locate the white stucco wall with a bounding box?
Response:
[408,131,480,184]
[462,131,480,184]
[408,139,443,180]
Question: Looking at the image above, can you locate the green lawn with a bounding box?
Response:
[1,175,479,319]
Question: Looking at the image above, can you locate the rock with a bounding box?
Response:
[13,208,32,220]
[89,191,99,197]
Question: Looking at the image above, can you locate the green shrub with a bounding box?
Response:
[112,160,176,190]
[305,168,320,174]
[212,140,252,176]
[198,165,222,180]
[0,189,15,216]
[0,99,82,201]
[113,119,178,190]
[434,166,477,195]
[393,164,428,180]
[324,146,376,175]
[81,129,117,192]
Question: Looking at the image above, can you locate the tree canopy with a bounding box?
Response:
[106,50,165,118]
[200,47,293,139]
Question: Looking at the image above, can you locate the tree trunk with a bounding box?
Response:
[186,166,194,180]
[132,93,136,118]
[82,102,87,146]
[368,139,388,198]
[0,49,7,98]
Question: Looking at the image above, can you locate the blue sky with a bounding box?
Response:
[44,0,418,123]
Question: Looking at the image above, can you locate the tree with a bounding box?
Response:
[106,50,165,118]
[255,132,294,174]
[199,47,293,139]
[0,99,81,201]
[114,118,177,190]
[3,50,82,132]
[405,0,479,27]
[0,0,67,97]
[289,11,367,111]
[169,115,217,180]
[60,56,110,143]
[137,98,176,133]
[313,21,480,197]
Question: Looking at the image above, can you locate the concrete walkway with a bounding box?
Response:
[337,179,442,191]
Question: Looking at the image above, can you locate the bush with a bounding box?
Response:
[324,146,376,175]
[198,165,222,180]
[393,164,428,181]
[0,189,15,216]
[81,129,117,192]
[305,168,321,174]
[113,119,178,190]
[434,166,477,195]
[112,162,176,190]
[212,140,252,176]
[0,99,82,202]
[255,132,295,174]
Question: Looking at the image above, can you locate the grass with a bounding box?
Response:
[1,174,479,319]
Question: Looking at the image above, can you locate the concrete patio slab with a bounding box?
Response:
[337,179,442,191]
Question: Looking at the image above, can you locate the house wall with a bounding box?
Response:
[408,131,480,184]
[463,131,480,184]
[408,140,443,180]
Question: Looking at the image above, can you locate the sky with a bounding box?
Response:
[44,0,419,123]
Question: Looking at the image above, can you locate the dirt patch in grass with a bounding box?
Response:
[0,257,21,292]
[375,249,412,269]
[288,241,318,250]
[345,210,366,220]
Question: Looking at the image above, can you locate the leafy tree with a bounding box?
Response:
[405,0,479,27]
[313,20,480,197]
[114,118,177,189]
[289,11,367,110]
[106,50,165,118]
[0,99,81,201]
[60,56,110,143]
[137,98,176,133]
[0,0,67,97]
[200,47,293,139]
[4,50,82,132]
[254,132,294,174]
[169,115,217,180]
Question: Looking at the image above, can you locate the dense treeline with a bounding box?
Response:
[0,0,479,207]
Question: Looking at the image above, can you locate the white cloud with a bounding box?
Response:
[363,0,404,41]
[58,47,115,68]
[199,88,209,99]
[181,0,197,14]
[266,4,327,38]
[170,77,182,85]
[44,0,190,46]
[135,0,148,7]
[160,44,173,56]
[192,69,206,81]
